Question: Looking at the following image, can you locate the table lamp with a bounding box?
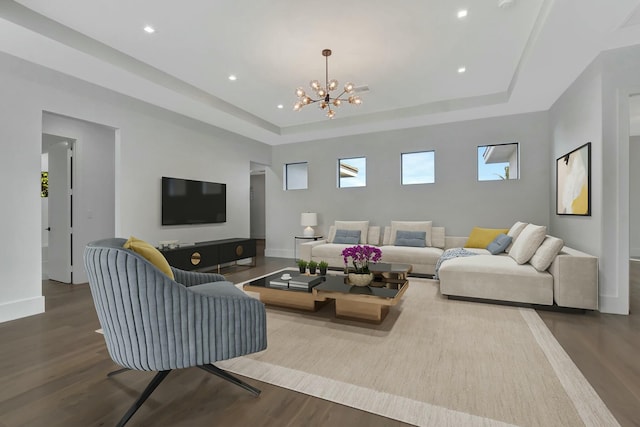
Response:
[301,212,318,237]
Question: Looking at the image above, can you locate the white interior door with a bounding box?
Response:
[48,141,72,283]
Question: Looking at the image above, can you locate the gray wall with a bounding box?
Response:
[549,44,640,314]
[266,112,551,258]
[631,136,640,258]
[0,51,270,322]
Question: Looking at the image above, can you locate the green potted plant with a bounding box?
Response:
[319,260,329,276]
[308,260,318,275]
[296,259,308,274]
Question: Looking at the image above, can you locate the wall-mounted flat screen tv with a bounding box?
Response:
[162,177,226,225]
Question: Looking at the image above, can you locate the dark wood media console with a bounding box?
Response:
[160,238,256,273]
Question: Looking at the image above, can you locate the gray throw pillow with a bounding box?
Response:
[333,229,361,244]
[486,234,512,255]
[394,230,426,247]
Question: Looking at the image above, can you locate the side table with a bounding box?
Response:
[294,235,323,260]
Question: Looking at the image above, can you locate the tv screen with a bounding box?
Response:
[162,177,226,225]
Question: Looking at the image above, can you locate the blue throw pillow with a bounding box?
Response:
[487,233,512,255]
[333,229,361,244]
[394,230,426,247]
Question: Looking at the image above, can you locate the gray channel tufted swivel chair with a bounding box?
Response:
[84,238,267,427]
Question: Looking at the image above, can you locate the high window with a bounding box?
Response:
[401,151,435,185]
[338,157,366,188]
[477,143,519,181]
[285,162,308,190]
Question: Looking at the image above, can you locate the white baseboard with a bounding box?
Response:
[0,296,45,323]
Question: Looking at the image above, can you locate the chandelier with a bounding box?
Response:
[293,49,362,119]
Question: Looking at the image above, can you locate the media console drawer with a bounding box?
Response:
[161,238,256,272]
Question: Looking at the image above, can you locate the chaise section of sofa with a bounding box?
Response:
[438,231,598,310]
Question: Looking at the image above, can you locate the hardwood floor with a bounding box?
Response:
[536,260,640,427]
[1,249,639,426]
[0,252,409,427]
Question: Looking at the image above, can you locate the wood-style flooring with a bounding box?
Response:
[1,246,639,426]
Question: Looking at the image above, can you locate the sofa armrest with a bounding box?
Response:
[549,247,598,310]
[299,239,328,261]
[444,236,468,250]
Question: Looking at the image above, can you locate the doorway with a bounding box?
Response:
[250,162,267,257]
[42,134,74,282]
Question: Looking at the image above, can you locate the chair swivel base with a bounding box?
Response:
[108,364,260,427]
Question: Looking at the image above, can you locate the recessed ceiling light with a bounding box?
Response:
[277,104,284,109]
[143,25,155,34]
[457,9,468,19]
[458,66,466,73]
[228,75,237,81]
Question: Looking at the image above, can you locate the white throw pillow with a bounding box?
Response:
[389,221,432,247]
[329,221,370,244]
[506,221,528,253]
[530,236,564,272]
[508,224,547,265]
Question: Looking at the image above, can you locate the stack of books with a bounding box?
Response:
[288,275,323,290]
[268,278,289,289]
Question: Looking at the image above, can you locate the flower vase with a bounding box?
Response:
[348,273,374,287]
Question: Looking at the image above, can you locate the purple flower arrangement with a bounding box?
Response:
[341,245,382,274]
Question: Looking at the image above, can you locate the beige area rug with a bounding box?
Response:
[219,272,619,427]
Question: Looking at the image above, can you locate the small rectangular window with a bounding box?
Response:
[477,143,519,181]
[338,157,366,188]
[402,151,435,185]
[285,162,308,190]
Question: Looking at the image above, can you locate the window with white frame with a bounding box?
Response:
[401,151,435,185]
[338,157,366,188]
[284,162,308,190]
[477,143,519,181]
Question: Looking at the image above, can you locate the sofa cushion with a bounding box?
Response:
[389,221,432,246]
[508,224,547,265]
[123,236,175,279]
[313,243,355,260]
[465,227,509,249]
[506,221,528,253]
[438,255,553,305]
[367,226,381,245]
[486,234,512,255]
[333,229,361,244]
[394,230,427,247]
[431,227,445,249]
[328,221,369,244]
[530,236,564,272]
[378,245,443,267]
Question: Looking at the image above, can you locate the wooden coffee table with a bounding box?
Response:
[312,276,408,323]
[243,265,410,323]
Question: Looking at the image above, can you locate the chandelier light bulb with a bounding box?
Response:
[344,82,354,93]
[295,87,306,98]
[328,79,338,91]
[327,109,335,119]
[302,96,311,105]
[317,88,326,97]
[293,102,302,111]
[320,101,328,109]
[310,80,320,91]
[333,99,341,107]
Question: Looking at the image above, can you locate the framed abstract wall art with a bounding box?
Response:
[556,142,591,216]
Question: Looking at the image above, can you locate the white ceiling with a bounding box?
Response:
[1,0,640,144]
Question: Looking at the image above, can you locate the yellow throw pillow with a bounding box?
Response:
[123,236,175,279]
[464,227,510,249]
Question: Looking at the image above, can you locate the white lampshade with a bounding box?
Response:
[301,212,317,237]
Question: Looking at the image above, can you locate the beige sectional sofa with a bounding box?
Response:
[299,221,599,310]
[300,221,446,275]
